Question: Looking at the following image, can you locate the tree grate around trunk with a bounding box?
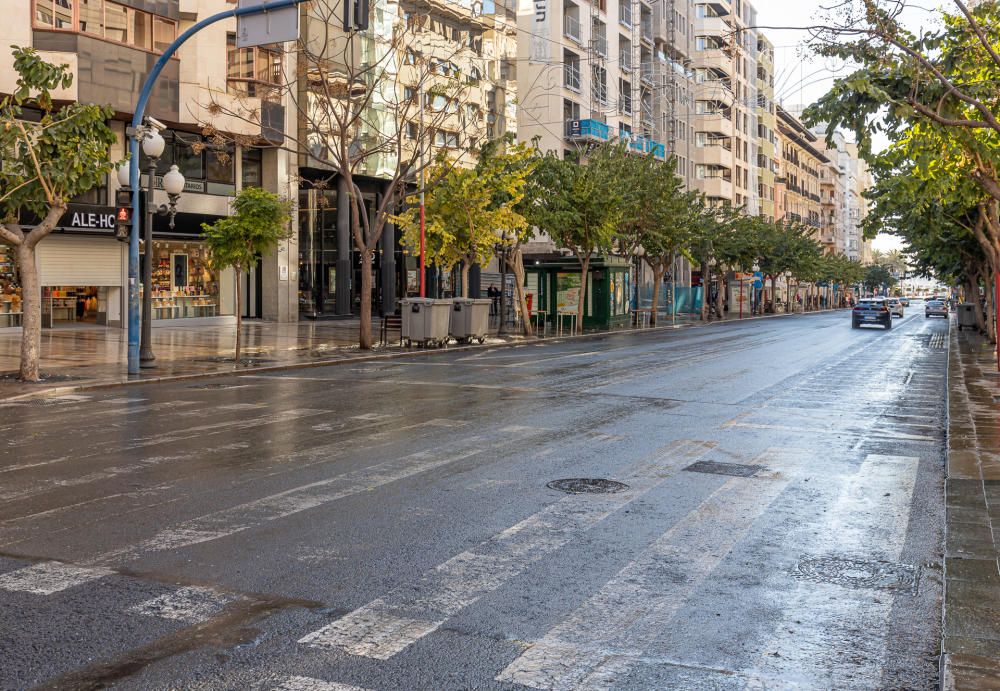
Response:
[546,478,629,494]
[792,556,919,595]
[683,461,763,478]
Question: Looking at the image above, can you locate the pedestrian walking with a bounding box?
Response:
[488,284,499,316]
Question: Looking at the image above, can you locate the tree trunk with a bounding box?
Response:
[701,261,710,321]
[715,269,725,319]
[986,269,997,344]
[234,264,243,365]
[577,254,590,330]
[509,249,533,336]
[360,250,374,349]
[461,260,471,298]
[649,263,664,325]
[16,243,41,382]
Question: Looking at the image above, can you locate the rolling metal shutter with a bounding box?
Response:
[36,235,124,287]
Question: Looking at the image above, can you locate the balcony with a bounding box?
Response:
[564,64,582,91]
[564,15,582,42]
[566,118,611,141]
[695,16,733,37]
[695,175,733,201]
[697,143,733,168]
[592,36,609,57]
[620,49,633,71]
[641,20,653,44]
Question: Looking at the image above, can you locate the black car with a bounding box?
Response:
[852,298,892,329]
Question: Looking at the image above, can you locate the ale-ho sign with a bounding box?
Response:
[69,210,116,230]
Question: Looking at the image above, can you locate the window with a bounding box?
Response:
[206,142,235,184]
[37,0,177,52]
[241,147,262,188]
[226,34,282,103]
[405,122,418,140]
[434,130,459,148]
[80,0,104,35]
[34,0,74,29]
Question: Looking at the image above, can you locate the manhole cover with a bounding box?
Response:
[546,478,629,494]
[792,556,918,594]
[683,461,762,477]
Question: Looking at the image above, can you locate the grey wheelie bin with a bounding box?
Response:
[401,298,453,347]
[958,303,977,331]
[450,298,491,344]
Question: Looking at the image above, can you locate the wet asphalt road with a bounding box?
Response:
[0,308,948,690]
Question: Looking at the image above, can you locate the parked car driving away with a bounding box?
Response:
[887,297,904,318]
[925,299,949,318]
[852,298,892,329]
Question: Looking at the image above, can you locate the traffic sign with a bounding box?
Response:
[237,0,300,48]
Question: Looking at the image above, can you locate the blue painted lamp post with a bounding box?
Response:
[124,0,305,374]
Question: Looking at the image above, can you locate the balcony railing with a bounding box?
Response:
[592,36,609,57]
[564,63,582,91]
[620,50,632,71]
[566,118,611,141]
[564,15,581,42]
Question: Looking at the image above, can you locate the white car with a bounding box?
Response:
[887,298,904,317]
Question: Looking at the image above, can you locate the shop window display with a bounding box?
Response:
[145,241,221,319]
[0,244,22,327]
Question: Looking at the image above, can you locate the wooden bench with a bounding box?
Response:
[380,313,403,346]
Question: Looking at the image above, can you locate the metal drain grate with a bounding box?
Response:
[792,556,918,594]
[683,461,763,478]
[546,478,629,494]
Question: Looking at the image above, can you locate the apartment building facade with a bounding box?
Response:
[517,0,696,184]
[3,0,300,330]
[295,0,517,316]
[775,106,825,233]
[689,0,759,212]
[810,126,874,262]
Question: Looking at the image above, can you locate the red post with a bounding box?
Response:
[996,272,999,372]
[419,202,426,298]
[739,277,744,319]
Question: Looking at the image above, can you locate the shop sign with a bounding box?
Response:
[69,209,116,230]
[142,174,207,194]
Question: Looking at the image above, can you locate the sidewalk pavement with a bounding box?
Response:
[0,308,830,400]
[942,322,1000,688]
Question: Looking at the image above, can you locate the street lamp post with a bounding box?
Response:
[751,262,760,316]
[708,257,718,319]
[135,128,185,368]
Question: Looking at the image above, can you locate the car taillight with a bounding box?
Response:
[880,307,888,312]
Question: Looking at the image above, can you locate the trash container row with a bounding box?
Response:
[400,298,492,347]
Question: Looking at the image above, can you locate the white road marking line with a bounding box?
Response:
[744,454,921,688]
[128,585,236,623]
[0,561,113,595]
[272,677,371,691]
[88,427,548,567]
[498,450,796,690]
[299,440,716,660]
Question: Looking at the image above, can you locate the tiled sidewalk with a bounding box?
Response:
[943,322,1000,687]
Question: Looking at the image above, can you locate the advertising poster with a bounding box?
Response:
[556,272,581,312]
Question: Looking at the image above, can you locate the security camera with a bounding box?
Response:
[145,116,167,131]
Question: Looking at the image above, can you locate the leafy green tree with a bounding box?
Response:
[395,141,535,307]
[525,144,623,326]
[202,187,292,364]
[863,264,897,295]
[804,1,1000,326]
[0,47,118,381]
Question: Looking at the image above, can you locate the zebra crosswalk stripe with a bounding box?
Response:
[298,439,716,660]
[497,449,796,689]
[0,561,113,595]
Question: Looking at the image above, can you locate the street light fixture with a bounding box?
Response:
[137,123,185,368]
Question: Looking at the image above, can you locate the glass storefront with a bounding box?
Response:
[298,187,340,317]
[143,240,221,319]
[0,244,22,327]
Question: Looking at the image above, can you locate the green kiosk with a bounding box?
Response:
[524,255,632,332]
